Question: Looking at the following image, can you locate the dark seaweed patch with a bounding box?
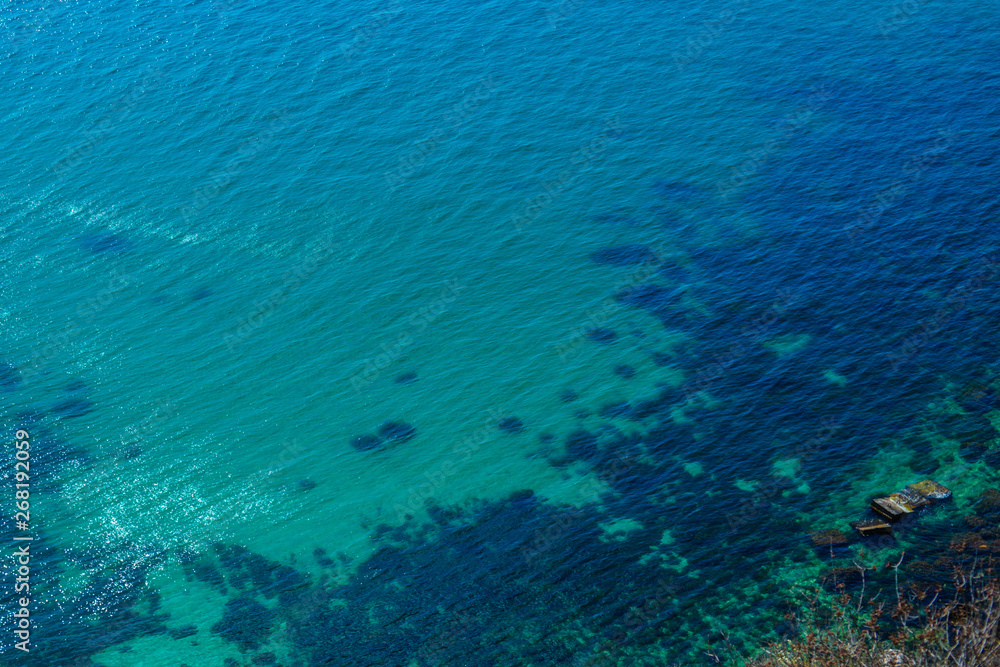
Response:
[64,379,87,392]
[212,543,306,600]
[378,421,416,443]
[586,327,618,345]
[651,179,706,202]
[497,416,524,433]
[938,413,996,444]
[350,434,383,452]
[192,286,213,301]
[194,563,226,592]
[0,363,22,390]
[192,490,664,665]
[168,625,198,640]
[313,548,336,568]
[956,385,1000,414]
[51,397,94,419]
[613,364,636,378]
[15,409,45,428]
[211,596,275,652]
[600,401,633,419]
[615,283,682,312]
[394,371,418,385]
[559,389,578,402]
[565,430,598,461]
[653,352,679,367]
[5,538,170,663]
[590,244,658,266]
[79,232,133,255]
[593,211,641,226]
[119,444,143,460]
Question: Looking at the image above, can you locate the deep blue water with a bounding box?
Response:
[1,0,999,664]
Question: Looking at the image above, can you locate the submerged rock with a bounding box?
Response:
[819,566,864,588]
[810,529,849,548]
[906,480,952,500]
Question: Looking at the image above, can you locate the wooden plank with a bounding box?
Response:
[850,519,892,536]
[891,491,929,511]
[871,497,908,522]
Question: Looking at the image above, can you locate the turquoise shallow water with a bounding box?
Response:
[1,0,1000,664]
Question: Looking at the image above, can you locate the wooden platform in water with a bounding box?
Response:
[850,479,951,537]
[850,518,893,537]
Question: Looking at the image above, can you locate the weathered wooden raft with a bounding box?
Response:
[849,479,951,537]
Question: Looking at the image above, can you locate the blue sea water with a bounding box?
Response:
[1,0,999,664]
